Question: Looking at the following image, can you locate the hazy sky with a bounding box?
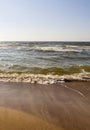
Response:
[0,0,90,41]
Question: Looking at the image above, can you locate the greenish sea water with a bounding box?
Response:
[0,41,90,76]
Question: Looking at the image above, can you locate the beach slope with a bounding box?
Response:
[0,81,89,130]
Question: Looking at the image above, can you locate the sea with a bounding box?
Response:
[0,41,90,84]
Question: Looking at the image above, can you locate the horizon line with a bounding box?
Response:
[0,40,90,42]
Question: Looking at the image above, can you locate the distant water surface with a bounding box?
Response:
[0,41,90,75]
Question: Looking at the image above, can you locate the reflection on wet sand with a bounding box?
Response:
[0,81,90,130]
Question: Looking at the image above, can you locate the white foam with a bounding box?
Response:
[0,72,89,84]
[33,46,82,52]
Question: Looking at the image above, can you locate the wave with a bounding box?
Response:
[33,46,83,52]
[0,42,90,53]
[1,64,90,75]
[0,70,89,84]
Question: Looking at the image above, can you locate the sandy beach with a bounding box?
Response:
[0,81,89,130]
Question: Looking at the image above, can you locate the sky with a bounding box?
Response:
[0,0,90,41]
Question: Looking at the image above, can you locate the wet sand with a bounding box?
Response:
[0,81,90,130]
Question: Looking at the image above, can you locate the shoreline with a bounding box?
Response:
[0,72,89,84]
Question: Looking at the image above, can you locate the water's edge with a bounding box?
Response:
[0,72,90,84]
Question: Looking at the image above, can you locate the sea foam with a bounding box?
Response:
[33,46,82,52]
[0,71,89,84]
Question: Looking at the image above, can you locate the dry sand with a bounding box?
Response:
[0,107,60,130]
[0,81,89,130]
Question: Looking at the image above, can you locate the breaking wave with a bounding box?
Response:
[32,46,83,52]
[0,65,89,84]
